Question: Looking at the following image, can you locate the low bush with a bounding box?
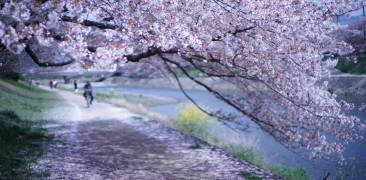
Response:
[173,105,216,140]
[0,72,25,81]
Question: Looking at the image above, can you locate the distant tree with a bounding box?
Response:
[339,18,366,51]
[1,0,366,158]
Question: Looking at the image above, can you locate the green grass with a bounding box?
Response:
[95,91,177,108]
[336,53,366,74]
[226,145,309,180]
[0,79,60,120]
[226,145,266,169]
[173,105,310,180]
[270,166,310,180]
[0,78,60,178]
[0,111,48,179]
[240,172,263,180]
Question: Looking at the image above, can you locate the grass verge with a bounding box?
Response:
[0,78,60,179]
[95,91,177,108]
[240,172,263,180]
[173,105,310,180]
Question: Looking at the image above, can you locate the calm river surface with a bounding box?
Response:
[95,86,366,179]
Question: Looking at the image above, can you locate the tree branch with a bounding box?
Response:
[25,45,75,67]
[213,26,256,41]
[160,54,245,132]
[158,53,275,128]
[124,47,178,62]
[61,16,117,30]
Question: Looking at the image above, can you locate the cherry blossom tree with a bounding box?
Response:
[1,0,366,158]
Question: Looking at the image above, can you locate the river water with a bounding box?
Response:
[94,86,366,180]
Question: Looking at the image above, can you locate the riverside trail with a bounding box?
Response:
[32,88,278,179]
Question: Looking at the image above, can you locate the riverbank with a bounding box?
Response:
[91,83,366,179]
[0,78,61,178]
[31,86,279,179]
[90,86,309,180]
[48,74,366,179]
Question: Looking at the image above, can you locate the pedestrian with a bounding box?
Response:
[83,81,94,106]
[74,80,78,93]
[49,80,53,89]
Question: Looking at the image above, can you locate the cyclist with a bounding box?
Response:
[83,81,94,106]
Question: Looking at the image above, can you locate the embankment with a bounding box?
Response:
[0,78,60,179]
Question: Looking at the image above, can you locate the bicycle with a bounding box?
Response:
[85,92,93,108]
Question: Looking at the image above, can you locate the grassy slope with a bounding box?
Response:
[0,78,60,179]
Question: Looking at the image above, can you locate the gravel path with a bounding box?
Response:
[33,89,279,180]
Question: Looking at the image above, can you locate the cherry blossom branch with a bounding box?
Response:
[160,54,248,132]
[159,53,276,128]
[213,26,256,41]
[124,47,178,62]
[24,45,75,67]
[61,16,117,30]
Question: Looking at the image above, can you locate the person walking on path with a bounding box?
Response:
[83,81,94,107]
[74,80,78,93]
[49,80,53,89]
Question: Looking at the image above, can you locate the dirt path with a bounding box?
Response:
[33,89,278,179]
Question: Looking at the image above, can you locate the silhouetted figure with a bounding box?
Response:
[49,80,53,89]
[74,80,78,92]
[322,172,330,180]
[83,81,93,106]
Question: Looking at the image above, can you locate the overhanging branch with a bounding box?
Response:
[158,53,275,128]
[213,26,256,41]
[125,47,178,62]
[61,16,117,30]
[25,45,75,67]
[160,54,245,132]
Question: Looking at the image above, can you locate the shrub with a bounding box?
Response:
[0,72,24,81]
[174,105,215,140]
